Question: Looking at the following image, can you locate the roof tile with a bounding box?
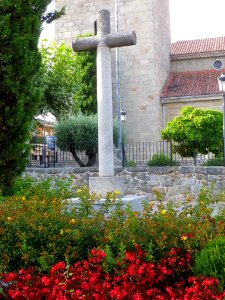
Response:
[161,70,224,98]
[171,37,225,55]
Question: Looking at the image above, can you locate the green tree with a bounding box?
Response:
[161,106,223,163]
[40,39,96,119]
[55,113,118,167]
[0,1,64,195]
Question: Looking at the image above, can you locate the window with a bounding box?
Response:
[212,60,223,70]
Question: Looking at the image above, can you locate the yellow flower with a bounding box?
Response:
[76,189,82,193]
[161,209,166,215]
[70,218,76,225]
[6,217,12,221]
[21,196,26,201]
[181,235,188,241]
[114,190,120,195]
[60,229,64,235]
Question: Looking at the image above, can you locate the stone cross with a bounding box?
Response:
[72,9,136,177]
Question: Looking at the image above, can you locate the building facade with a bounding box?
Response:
[55,0,224,142]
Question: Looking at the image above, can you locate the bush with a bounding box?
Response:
[55,113,119,167]
[126,160,136,167]
[194,236,225,288]
[147,153,178,166]
[1,176,225,277]
[202,157,224,166]
[1,248,225,299]
[0,178,120,273]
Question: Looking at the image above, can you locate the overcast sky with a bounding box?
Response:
[41,0,225,43]
[170,0,225,42]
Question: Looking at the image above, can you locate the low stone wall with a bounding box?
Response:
[24,166,225,202]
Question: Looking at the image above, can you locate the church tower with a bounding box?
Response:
[55,0,171,142]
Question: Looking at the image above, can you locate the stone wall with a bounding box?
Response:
[24,166,225,202]
[171,55,225,73]
[162,97,223,124]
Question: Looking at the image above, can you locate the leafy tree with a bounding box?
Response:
[40,39,96,119]
[55,113,118,167]
[0,1,64,195]
[161,106,223,163]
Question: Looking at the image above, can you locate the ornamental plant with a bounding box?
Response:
[0,177,120,273]
[55,113,119,167]
[161,106,223,164]
[194,236,225,289]
[1,175,225,276]
[1,247,225,299]
[147,153,178,166]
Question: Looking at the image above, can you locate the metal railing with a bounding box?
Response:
[27,139,225,168]
[27,140,95,168]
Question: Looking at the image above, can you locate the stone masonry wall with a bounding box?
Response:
[55,0,171,142]
[163,98,223,124]
[171,55,225,73]
[24,166,225,202]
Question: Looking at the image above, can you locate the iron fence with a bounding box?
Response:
[27,139,225,168]
[27,140,96,168]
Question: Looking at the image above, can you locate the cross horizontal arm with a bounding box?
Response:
[72,36,99,52]
[103,31,137,48]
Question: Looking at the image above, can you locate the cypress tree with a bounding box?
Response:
[0,1,63,195]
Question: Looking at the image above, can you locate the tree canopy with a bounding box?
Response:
[161,106,223,160]
[55,113,118,167]
[40,39,96,119]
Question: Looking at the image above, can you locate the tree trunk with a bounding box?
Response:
[70,148,97,167]
[70,148,86,167]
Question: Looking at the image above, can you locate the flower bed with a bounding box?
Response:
[0,176,225,299]
[1,247,225,299]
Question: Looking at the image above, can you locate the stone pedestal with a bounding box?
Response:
[89,176,125,197]
[67,194,150,213]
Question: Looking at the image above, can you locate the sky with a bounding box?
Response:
[41,0,225,43]
[170,0,225,43]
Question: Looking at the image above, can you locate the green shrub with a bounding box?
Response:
[0,179,121,273]
[126,160,136,167]
[147,153,178,166]
[1,176,225,275]
[202,157,224,166]
[55,113,119,167]
[194,236,225,288]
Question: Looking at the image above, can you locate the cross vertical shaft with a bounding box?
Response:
[72,9,136,192]
[97,10,114,176]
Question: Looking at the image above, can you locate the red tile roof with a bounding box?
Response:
[171,37,225,55]
[161,70,224,98]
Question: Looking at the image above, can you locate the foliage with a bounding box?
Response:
[54,113,118,167]
[1,248,225,299]
[126,160,136,167]
[72,34,97,115]
[194,236,225,288]
[1,176,225,275]
[2,176,225,297]
[147,153,179,166]
[40,38,96,119]
[0,177,122,273]
[202,157,224,166]
[39,41,77,119]
[0,1,64,195]
[161,106,223,162]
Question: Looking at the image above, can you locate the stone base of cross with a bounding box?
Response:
[72,9,136,197]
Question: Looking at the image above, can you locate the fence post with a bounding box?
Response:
[223,137,225,167]
[170,140,173,166]
[53,141,56,168]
